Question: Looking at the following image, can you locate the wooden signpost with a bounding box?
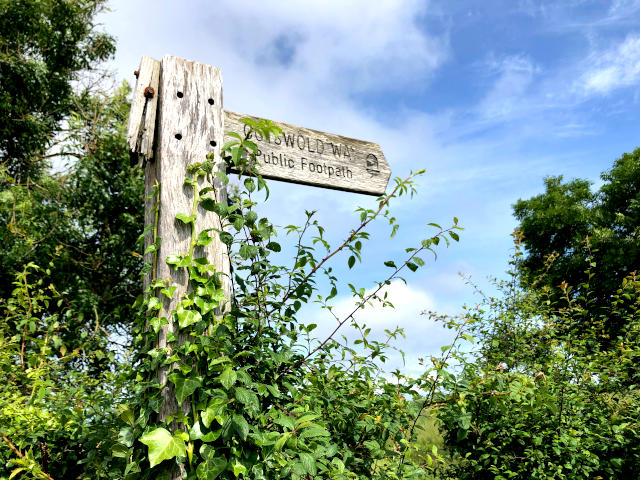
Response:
[127,54,390,477]
[224,111,390,195]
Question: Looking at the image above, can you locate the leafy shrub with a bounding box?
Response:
[435,235,640,479]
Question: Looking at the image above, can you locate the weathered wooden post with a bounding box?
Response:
[128,56,231,479]
[127,54,390,476]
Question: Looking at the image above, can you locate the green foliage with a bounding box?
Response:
[0,0,115,180]
[0,76,143,479]
[0,83,144,358]
[434,236,640,479]
[0,263,129,479]
[117,120,461,479]
[140,429,188,469]
[514,148,640,341]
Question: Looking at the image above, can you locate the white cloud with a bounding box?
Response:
[102,0,448,97]
[214,0,449,92]
[302,280,456,375]
[580,34,640,94]
[477,54,539,121]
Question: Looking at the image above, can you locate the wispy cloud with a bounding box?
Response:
[579,34,640,95]
[477,54,539,121]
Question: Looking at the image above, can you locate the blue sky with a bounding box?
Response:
[100,0,640,374]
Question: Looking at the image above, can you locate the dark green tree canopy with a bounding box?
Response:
[0,0,115,181]
[514,148,640,337]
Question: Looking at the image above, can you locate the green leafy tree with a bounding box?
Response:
[0,263,130,479]
[0,0,115,181]
[0,83,144,360]
[513,148,640,340]
[435,238,640,479]
[0,83,143,478]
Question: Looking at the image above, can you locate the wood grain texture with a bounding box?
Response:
[126,56,160,163]
[224,110,391,196]
[147,56,230,460]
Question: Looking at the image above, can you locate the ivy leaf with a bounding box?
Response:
[168,373,203,405]
[201,404,219,428]
[176,213,197,224]
[177,307,202,329]
[124,461,141,476]
[232,460,247,477]
[161,285,177,299]
[149,316,168,333]
[166,254,182,266]
[197,445,227,480]
[118,404,135,427]
[197,231,213,246]
[194,296,216,315]
[118,426,134,448]
[189,420,221,442]
[139,427,186,468]
[147,296,161,311]
[177,255,192,268]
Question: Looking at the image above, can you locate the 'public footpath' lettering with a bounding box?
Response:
[224,111,390,196]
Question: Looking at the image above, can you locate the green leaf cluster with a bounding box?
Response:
[434,240,640,479]
[116,123,458,480]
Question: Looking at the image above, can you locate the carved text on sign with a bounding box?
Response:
[224,111,391,196]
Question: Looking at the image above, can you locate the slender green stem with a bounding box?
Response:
[152,181,160,283]
[188,175,200,259]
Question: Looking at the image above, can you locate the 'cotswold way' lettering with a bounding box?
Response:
[245,124,354,160]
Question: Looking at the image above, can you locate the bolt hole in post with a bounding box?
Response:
[210,140,217,147]
[175,133,182,140]
[177,91,184,98]
[208,98,214,105]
